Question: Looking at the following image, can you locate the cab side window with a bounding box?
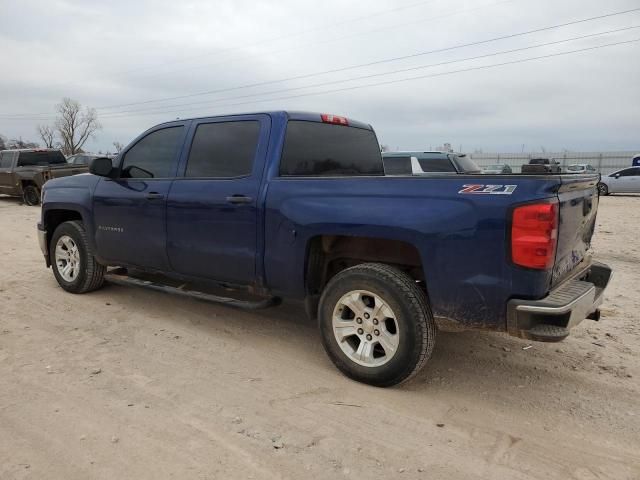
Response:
[185,121,260,178]
[120,126,184,179]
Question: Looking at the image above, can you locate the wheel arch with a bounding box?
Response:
[42,208,89,253]
[303,234,427,319]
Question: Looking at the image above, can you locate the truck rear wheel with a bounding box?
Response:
[51,220,105,293]
[318,263,435,387]
[23,185,41,206]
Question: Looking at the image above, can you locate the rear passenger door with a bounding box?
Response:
[166,115,270,284]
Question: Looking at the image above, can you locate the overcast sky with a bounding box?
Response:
[1,0,639,153]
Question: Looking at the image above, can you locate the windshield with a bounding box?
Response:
[453,154,481,173]
[280,121,383,176]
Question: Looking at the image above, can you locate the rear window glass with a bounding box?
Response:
[452,154,480,173]
[530,158,549,165]
[417,154,456,173]
[17,151,66,166]
[280,121,383,176]
[383,156,412,175]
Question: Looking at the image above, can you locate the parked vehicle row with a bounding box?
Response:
[0,148,88,205]
[36,111,611,387]
[382,151,480,175]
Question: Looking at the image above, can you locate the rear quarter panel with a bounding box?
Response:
[264,175,561,330]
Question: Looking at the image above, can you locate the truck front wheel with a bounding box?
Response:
[318,263,435,387]
[50,220,106,293]
[23,185,41,206]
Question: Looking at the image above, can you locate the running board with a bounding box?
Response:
[104,272,279,310]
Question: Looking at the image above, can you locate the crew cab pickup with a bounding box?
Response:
[0,149,88,205]
[36,111,612,387]
[521,157,562,174]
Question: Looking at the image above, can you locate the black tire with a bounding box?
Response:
[597,183,609,196]
[318,263,436,387]
[50,220,106,293]
[23,185,41,206]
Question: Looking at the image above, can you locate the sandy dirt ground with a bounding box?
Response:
[0,194,638,480]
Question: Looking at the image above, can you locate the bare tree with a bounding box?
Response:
[37,124,56,148]
[0,134,6,150]
[112,141,124,153]
[55,98,101,155]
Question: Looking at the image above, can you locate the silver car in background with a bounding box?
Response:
[598,167,640,195]
[481,164,512,174]
[566,164,597,174]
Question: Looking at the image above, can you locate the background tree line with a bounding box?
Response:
[1,98,123,156]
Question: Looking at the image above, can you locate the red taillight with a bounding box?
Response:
[321,114,349,126]
[511,202,558,270]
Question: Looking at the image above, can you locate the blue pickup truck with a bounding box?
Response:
[37,111,611,387]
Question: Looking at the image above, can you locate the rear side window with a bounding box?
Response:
[383,156,412,175]
[120,126,184,178]
[618,167,640,177]
[17,151,66,166]
[417,155,456,172]
[186,121,260,178]
[280,121,383,176]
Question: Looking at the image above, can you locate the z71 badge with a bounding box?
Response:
[458,184,517,195]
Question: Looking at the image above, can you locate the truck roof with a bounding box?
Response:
[0,148,62,153]
[153,111,374,131]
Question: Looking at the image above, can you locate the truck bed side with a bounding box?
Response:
[264,174,566,331]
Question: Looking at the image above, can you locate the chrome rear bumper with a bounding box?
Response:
[507,261,612,342]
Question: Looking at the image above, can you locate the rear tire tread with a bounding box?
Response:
[319,262,436,387]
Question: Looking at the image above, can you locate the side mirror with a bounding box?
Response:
[614,174,621,179]
[89,157,114,177]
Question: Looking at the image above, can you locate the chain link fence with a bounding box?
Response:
[468,151,638,174]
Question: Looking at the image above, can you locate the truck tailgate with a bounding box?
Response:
[552,174,600,286]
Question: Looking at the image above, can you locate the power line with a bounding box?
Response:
[110,0,443,78]
[94,6,640,112]
[3,37,637,123]
[117,0,517,84]
[3,7,639,120]
[101,38,640,119]
[0,0,515,119]
[97,27,639,119]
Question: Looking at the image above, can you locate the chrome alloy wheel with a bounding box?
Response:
[332,290,400,367]
[54,235,81,282]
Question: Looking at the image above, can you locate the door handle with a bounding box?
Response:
[145,192,165,200]
[226,195,253,204]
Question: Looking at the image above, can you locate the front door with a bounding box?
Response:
[166,115,270,285]
[92,123,187,270]
[617,167,640,192]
